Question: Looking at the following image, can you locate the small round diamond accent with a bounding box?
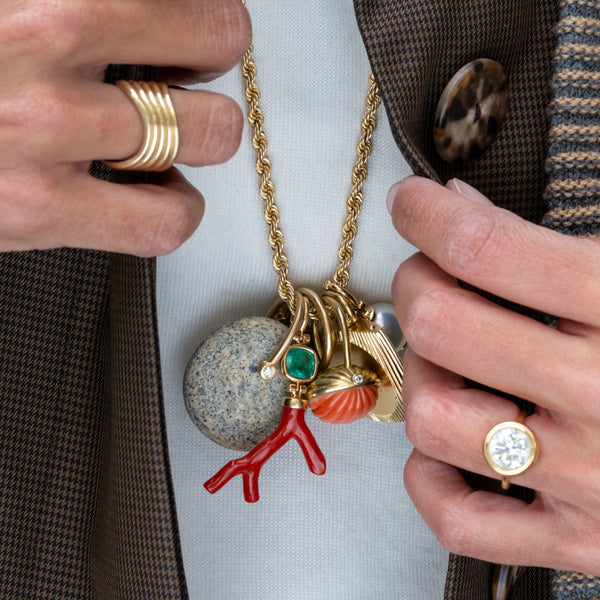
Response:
[488,427,532,471]
[353,374,364,385]
[261,365,276,380]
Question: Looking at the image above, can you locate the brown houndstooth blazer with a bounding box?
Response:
[0,1,569,598]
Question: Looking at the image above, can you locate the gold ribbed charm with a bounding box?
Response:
[307,365,380,397]
[348,319,405,423]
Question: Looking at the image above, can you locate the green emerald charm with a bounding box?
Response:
[284,346,317,382]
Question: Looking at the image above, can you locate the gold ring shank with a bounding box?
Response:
[103,81,179,172]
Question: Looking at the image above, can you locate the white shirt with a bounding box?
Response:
[157,2,449,598]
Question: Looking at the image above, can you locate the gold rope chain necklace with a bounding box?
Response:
[183,4,406,502]
[242,36,380,311]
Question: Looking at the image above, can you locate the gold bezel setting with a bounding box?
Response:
[483,420,538,480]
[281,345,319,383]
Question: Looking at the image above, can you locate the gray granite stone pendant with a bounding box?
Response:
[183,316,289,451]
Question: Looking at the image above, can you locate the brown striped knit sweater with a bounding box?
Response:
[542,1,600,599]
[542,0,600,236]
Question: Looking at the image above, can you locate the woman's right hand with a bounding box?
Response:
[0,0,251,255]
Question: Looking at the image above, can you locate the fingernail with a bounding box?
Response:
[387,175,417,214]
[446,178,494,205]
[386,182,401,215]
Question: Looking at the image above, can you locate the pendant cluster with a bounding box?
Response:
[260,284,403,425]
[198,283,405,502]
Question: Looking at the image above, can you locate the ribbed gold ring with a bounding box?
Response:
[483,412,538,490]
[103,81,179,172]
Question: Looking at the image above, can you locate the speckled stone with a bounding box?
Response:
[183,316,289,451]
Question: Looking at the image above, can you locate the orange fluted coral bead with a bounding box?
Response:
[309,384,378,424]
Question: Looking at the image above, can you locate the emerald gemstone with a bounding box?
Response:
[284,346,316,381]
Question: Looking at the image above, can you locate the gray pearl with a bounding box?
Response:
[372,302,407,353]
[183,316,289,451]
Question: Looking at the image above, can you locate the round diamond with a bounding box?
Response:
[260,365,276,380]
[353,374,364,385]
[488,426,532,471]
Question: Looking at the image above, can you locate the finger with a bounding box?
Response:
[388,176,600,326]
[403,350,600,512]
[404,451,600,572]
[0,167,204,256]
[393,252,595,417]
[65,0,252,72]
[1,81,244,168]
[100,84,245,168]
[78,169,205,256]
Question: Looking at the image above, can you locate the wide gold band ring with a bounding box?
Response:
[103,81,179,172]
[483,412,538,490]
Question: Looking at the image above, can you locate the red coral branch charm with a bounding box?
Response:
[204,407,326,503]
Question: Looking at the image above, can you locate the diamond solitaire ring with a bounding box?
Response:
[483,413,538,490]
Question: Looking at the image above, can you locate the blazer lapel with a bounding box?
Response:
[354,0,558,224]
[0,247,111,598]
[89,65,188,599]
[91,250,188,599]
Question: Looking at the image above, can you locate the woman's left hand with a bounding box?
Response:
[388,175,600,573]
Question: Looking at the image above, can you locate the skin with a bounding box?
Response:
[388,175,600,573]
[0,0,251,255]
[3,0,598,577]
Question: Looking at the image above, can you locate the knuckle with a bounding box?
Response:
[0,85,72,157]
[433,502,471,556]
[0,186,22,234]
[392,252,422,298]
[404,385,446,453]
[577,355,600,418]
[3,1,94,60]
[405,385,436,454]
[0,3,46,47]
[137,195,195,257]
[441,207,501,277]
[403,287,457,359]
[402,454,425,498]
[0,172,59,241]
[555,346,600,421]
[29,86,70,134]
[539,495,600,572]
[575,455,600,512]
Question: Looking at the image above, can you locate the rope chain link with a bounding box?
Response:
[241,44,296,310]
[239,17,381,313]
[334,72,381,289]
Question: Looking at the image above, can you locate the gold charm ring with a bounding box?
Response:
[103,80,179,172]
[483,412,538,490]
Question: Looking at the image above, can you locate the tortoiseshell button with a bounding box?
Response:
[434,59,509,164]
